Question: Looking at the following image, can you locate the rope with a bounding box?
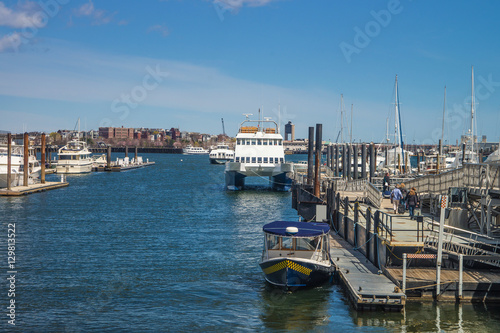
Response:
[404,280,455,291]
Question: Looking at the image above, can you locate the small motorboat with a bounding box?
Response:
[259,221,335,290]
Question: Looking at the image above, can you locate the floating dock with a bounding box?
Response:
[0,182,69,196]
[330,232,405,311]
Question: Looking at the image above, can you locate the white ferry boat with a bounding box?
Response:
[56,139,92,174]
[224,115,293,191]
[183,145,209,155]
[209,144,234,164]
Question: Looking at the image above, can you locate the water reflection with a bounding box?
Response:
[260,284,332,331]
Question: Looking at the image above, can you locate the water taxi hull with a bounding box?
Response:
[210,158,231,165]
[259,258,334,289]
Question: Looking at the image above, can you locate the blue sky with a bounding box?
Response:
[1,0,500,145]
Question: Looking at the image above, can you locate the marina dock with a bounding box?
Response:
[0,181,68,196]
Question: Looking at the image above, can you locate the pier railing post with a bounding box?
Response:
[403,253,407,293]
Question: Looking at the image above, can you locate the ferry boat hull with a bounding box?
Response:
[224,162,293,191]
[259,258,334,289]
[210,158,231,165]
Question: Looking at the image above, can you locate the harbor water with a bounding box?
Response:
[1,154,500,332]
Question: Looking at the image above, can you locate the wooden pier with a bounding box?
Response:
[0,181,69,196]
[330,232,405,311]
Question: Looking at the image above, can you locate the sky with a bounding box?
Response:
[1,0,500,145]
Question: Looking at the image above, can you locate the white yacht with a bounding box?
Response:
[183,145,209,155]
[224,115,293,191]
[56,139,92,174]
[0,142,41,188]
[209,144,234,164]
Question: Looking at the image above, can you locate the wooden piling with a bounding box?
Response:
[343,144,348,179]
[361,144,367,179]
[41,133,46,184]
[7,133,11,190]
[314,124,322,197]
[417,151,421,173]
[23,133,28,186]
[369,143,375,182]
[107,146,111,169]
[307,127,314,186]
[135,146,138,161]
[125,146,128,158]
[346,144,352,180]
[334,144,339,177]
[353,144,358,180]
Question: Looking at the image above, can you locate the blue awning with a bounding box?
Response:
[263,221,330,237]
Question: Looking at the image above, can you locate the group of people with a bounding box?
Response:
[385,173,420,219]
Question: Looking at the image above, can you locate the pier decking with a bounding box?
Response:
[0,181,68,196]
[330,232,405,311]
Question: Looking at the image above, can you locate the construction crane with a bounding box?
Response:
[221,118,226,137]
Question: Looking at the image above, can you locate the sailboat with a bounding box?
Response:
[378,75,412,174]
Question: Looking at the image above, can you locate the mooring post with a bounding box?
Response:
[125,146,128,158]
[354,201,359,248]
[344,196,349,238]
[403,253,407,293]
[7,133,12,190]
[366,208,371,261]
[343,145,348,179]
[107,146,111,169]
[314,124,322,197]
[41,133,46,184]
[346,144,352,180]
[135,146,138,162]
[23,132,29,186]
[461,143,466,164]
[353,144,358,180]
[374,211,380,269]
[458,254,463,300]
[417,151,421,173]
[307,127,314,186]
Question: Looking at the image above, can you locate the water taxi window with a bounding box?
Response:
[237,139,242,145]
[263,157,268,163]
[278,140,282,145]
[252,157,256,163]
[258,157,262,163]
[296,237,316,251]
[257,140,262,145]
[263,140,268,145]
[235,157,240,162]
[275,158,279,163]
[267,235,280,250]
[246,140,251,145]
[280,158,284,163]
[246,157,250,163]
[252,140,256,145]
[281,237,293,250]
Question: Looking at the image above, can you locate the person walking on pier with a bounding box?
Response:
[406,187,419,219]
[399,183,407,212]
[390,184,402,214]
[383,172,390,193]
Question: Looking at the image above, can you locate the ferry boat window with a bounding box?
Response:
[278,140,282,145]
[263,140,268,145]
[281,237,293,250]
[280,158,284,163]
[235,157,240,162]
[246,157,250,163]
[258,157,262,163]
[296,237,316,251]
[257,140,262,145]
[251,140,256,145]
[263,157,268,163]
[237,139,241,145]
[246,140,251,145]
[267,235,280,250]
[252,157,256,163]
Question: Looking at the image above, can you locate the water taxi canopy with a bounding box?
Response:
[263,221,330,238]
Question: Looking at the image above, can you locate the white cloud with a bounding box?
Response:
[0,1,45,28]
[213,0,277,10]
[74,0,116,26]
[148,24,169,37]
[0,32,21,52]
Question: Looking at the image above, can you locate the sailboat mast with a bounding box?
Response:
[471,66,475,160]
[340,94,344,144]
[441,86,446,155]
[350,104,353,143]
